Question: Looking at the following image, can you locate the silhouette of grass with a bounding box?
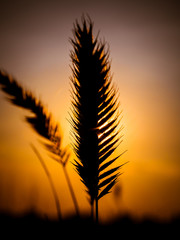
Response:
[0,70,79,216]
[0,71,62,153]
[70,16,126,223]
[0,16,126,223]
[30,144,62,219]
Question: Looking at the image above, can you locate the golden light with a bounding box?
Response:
[0,0,180,224]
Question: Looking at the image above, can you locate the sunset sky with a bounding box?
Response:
[0,0,180,222]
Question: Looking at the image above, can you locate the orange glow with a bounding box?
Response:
[1,78,180,222]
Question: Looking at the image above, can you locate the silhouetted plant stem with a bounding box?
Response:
[30,144,62,220]
[91,203,94,220]
[63,165,79,216]
[96,198,98,224]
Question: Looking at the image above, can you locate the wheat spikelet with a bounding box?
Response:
[70,16,126,222]
[0,70,79,216]
[0,70,67,161]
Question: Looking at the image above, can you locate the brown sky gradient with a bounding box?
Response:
[0,0,180,222]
